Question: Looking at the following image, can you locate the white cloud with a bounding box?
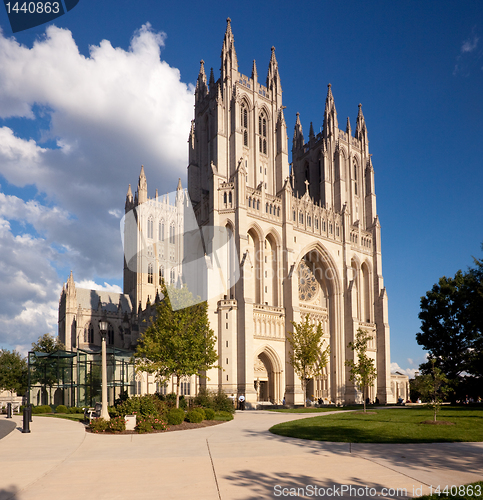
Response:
[0,24,195,350]
[75,280,122,293]
[390,362,418,379]
[461,34,479,53]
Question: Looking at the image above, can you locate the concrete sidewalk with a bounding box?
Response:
[0,411,482,500]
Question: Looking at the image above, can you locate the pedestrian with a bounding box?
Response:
[238,394,245,411]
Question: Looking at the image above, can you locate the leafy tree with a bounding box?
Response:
[345,328,377,412]
[134,282,218,408]
[30,333,66,405]
[417,248,483,396]
[288,315,330,407]
[0,349,28,395]
[415,359,449,422]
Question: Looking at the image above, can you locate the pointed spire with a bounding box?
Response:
[177,178,182,191]
[323,83,338,139]
[292,112,304,152]
[346,116,351,135]
[209,67,215,90]
[309,121,315,140]
[67,271,75,292]
[251,59,258,81]
[266,46,281,91]
[196,60,208,100]
[138,165,147,204]
[221,17,238,79]
[355,103,368,143]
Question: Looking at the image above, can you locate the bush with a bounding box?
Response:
[107,416,126,433]
[32,405,52,414]
[89,418,109,433]
[116,394,167,418]
[165,392,187,410]
[167,408,185,425]
[185,409,204,423]
[135,415,168,433]
[215,411,234,421]
[204,408,215,420]
[55,405,68,414]
[193,388,235,414]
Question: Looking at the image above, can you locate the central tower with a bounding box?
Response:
[187,19,392,407]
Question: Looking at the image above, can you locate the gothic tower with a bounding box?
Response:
[187,19,392,406]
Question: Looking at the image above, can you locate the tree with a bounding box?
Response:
[31,333,65,353]
[345,328,377,412]
[0,349,28,396]
[30,333,66,405]
[288,315,330,407]
[134,283,218,408]
[414,359,449,422]
[416,248,483,397]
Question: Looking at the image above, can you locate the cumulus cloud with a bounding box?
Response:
[390,362,418,379]
[75,280,122,293]
[0,24,195,350]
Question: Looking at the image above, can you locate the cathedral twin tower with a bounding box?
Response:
[187,19,391,405]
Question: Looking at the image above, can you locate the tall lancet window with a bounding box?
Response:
[241,103,248,146]
[259,113,267,154]
[354,162,358,196]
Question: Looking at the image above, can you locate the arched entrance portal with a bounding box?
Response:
[254,347,282,404]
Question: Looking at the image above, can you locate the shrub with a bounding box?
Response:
[89,418,109,433]
[108,406,119,418]
[135,415,168,433]
[185,409,204,423]
[193,388,235,414]
[107,416,126,433]
[116,394,167,418]
[204,408,215,420]
[215,411,234,421]
[32,405,52,414]
[56,405,68,414]
[165,392,187,410]
[167,408,185,425]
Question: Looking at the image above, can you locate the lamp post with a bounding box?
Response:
[99,320,110,421]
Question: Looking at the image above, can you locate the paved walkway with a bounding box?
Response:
[0,411,482,500]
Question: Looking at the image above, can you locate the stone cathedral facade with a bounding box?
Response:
[188,19,392,405]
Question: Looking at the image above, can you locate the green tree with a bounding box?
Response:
[415,359,449,422]
[134,283,218,408]
[417,248,483,397]
[345,328,377,412]
[0,349,28,395]
[288,315,330,407]
[30,333,66,405]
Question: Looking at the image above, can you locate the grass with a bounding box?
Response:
[269,407,483,443]
[213,411,234,421]
[417,481,483,500]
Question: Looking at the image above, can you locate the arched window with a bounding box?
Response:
[159,266,164,285]
[107,323,114,345]
[229,192,232,204]
[224,192,227,205]
[259,113,267,154]
[148,263,153,284]
[241,103,248,147]
[266,203,269,213]
[293,209,296,221]
[85,323,94,344]
[170,268,175,284]
[147,216,154,239]
[248,197,251,208]
[169,224,175,244]
[354,162,358,196]
[160,220,164,241]
[257,200,260,210]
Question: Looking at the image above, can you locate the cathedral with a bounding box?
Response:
[59,18,398,406]
[187,18,392,405]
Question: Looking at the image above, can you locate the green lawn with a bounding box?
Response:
[269,405,361,413]
[269,407,483,443]
[417,482,483,500]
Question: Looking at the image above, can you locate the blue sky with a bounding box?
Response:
[0,1,481,377]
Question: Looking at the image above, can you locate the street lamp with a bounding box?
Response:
[99,320,110,421]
